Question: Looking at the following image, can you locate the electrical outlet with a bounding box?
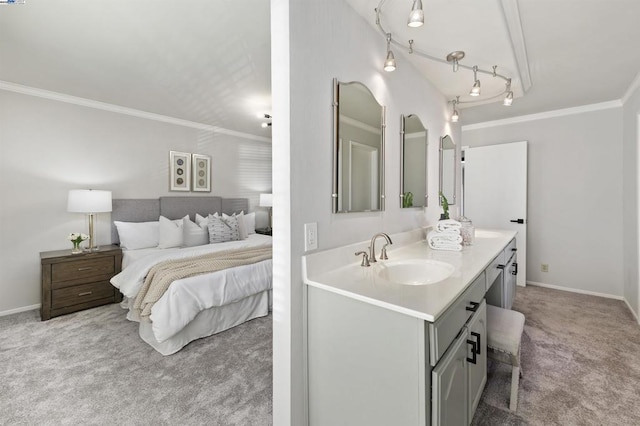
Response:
[304,222,318,251]
[541,264,549,273]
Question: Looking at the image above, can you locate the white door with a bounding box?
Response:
[464,141,527,287]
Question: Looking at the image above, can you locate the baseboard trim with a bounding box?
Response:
[526,281,623,300]
[0,304,40,317]
[623,298,640,325]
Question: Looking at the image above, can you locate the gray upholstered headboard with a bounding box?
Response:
[111,196,249,244]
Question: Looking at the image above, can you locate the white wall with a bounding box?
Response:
[0,89,272,314]
[622,79,640,320]
[271,0,455,424]
[462,106,624,298]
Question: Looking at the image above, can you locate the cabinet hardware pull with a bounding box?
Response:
[78,291,93,296]
[471,332,481,355]
[77,267,92,271]
[466,339,477,364]
[466,301,480,312]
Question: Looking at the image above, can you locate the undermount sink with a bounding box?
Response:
[376,259,455,285]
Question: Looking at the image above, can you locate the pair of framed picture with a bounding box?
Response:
[169,151,211,192]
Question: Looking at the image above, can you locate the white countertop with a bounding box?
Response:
[302,228,517,322]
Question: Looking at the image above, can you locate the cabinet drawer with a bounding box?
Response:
[52,257,114,283]
[429,272,485,367]
[485,252,504,292]
[52,281,114,309]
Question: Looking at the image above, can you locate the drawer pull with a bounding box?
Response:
[466,301,480,312]
[78,291,93,296]
[77,267,92,271]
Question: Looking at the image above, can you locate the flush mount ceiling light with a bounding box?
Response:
[383,33,396,72]
[375,0,515,119]
[407,0,424,28]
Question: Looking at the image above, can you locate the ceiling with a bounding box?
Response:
[1,0,640,132]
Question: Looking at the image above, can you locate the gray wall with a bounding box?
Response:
[0,90,272,314]
[462,107,624,298]
[622,82,640,319]
[271,0,458,423]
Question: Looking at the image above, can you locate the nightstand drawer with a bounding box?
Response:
[52,257,115,283]
[51,281,115,310]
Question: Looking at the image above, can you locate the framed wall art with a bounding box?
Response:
[192,154,211,192]
[169,151,191,191]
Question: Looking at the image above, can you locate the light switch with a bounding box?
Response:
[304,223,318,251]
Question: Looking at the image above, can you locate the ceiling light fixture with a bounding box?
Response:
[469,66,481,96]
[451,97,460,122]
[259,113,272,128]
[446,51,465,72]
[503,79,513,106]
[407,0,424,28]
[375,0,515,114]
[383,33,396,72]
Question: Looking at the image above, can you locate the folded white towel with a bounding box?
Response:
[427,239,462,252]
[427,230,463,244]
[436,219,462,233]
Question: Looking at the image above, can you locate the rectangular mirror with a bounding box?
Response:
[332,78,385,213]
[400,114,427,208]
[439,134,456,205]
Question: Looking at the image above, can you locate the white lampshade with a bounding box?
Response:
[259,193,273,208]
[67,189,112,213]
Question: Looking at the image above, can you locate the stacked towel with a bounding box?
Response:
[427,220,463,251]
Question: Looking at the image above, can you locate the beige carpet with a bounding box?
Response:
[473,285,640,425]
[0,306,272,426]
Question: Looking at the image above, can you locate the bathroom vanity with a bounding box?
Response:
[303,228,517,426]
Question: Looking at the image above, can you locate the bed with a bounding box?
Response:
[109,196,272,355]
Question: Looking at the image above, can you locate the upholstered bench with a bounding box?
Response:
[486,304,526,411]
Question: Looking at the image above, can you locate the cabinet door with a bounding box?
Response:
[432,330,468,426]
[467,300,487,421]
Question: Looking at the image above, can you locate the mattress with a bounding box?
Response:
[111,234,273,354]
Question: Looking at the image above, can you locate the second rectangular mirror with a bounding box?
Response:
[400,114,427,208]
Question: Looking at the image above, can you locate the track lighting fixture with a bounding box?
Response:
[503,79,513,106]
[383,33,396,72]
[258,113,272,128]
[407,0,424,28]
[469,66,481,96]
[451,97,460,122]
[375,1,515,107]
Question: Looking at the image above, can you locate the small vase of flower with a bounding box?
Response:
[68,233,89,254]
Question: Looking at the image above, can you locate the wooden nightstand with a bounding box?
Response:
[255,227,272,236]
[40,245,123,321]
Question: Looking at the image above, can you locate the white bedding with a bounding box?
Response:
[110,234,272,344]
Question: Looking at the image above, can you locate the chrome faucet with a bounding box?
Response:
[369,232,393,263]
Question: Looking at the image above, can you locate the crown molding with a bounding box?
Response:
[0,80,272,143]
[461,100,622,131]
[622,71,640,105]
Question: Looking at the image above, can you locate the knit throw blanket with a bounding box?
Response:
[133,245,273,319]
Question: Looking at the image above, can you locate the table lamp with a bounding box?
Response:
[67,189,112,251]
[259,193,273,231]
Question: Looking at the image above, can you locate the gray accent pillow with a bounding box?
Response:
[207,214,240,243]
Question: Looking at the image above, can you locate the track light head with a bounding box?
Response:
[407,0,424,27]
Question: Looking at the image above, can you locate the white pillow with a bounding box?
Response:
[158,215,188,248]
[223,211,248,239]
[244,212,256,234]
[114,220,159,250]
[207,214,240,243]
[183,217,209,247]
